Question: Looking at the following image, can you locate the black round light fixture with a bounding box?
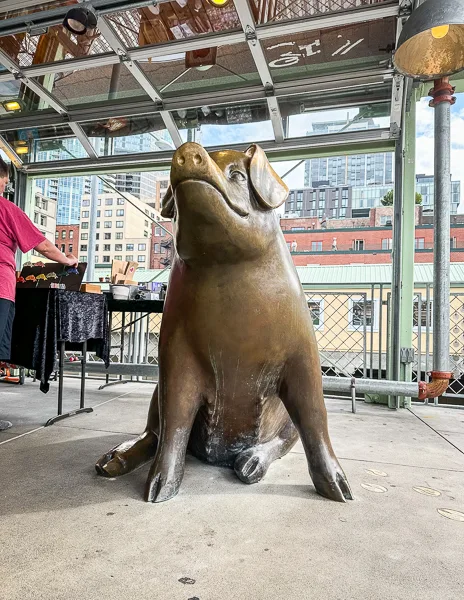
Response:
[63,5,98,36]
[394,0,464,80]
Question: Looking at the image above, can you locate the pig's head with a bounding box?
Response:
[161,142,288,264]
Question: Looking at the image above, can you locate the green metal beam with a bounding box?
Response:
[398,91,417,409]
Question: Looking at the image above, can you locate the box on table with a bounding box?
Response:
[80,283,102,294]
[111,260,138,284]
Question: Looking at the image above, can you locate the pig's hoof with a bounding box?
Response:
[144,470,181,503]
[234,449,270,484]
[312,462,353,503]
[95,433,158,478]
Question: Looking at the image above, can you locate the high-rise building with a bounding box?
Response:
[416,174,461,215]
[304,118,394,210]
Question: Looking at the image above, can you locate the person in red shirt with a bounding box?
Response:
[0,158,78,430]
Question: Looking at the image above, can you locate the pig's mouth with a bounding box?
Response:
[175,179,249,218]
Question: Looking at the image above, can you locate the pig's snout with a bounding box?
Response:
[171,143,217,188]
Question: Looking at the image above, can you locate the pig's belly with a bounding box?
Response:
[188,385,289,467]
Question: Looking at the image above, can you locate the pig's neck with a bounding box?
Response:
[170,231,300,291]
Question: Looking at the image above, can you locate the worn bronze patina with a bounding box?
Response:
[96,142,353,503]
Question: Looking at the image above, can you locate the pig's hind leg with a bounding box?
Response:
[95,385,159,478]
[234,417,298,484]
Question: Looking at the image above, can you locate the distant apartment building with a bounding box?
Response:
[416,174,461,215]
[55,225,79,256]
[285,183,352,219]
[151,220,174,269]
[30,190,57,259]
[77,192,162,267]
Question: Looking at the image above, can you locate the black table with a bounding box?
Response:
[10,289,110,426]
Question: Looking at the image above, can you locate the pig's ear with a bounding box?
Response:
[160,186,175,218]
[245,144,289,210]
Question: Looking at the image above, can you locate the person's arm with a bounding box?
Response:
[35,239,78,266]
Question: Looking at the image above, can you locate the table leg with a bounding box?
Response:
[80,341,87,410]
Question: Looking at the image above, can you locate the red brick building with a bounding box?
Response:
[55,225,79,256]
[151,221,173,269]
[281,207,464,266]
[148,207,464,268]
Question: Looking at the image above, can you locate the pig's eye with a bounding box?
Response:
[229,170,246,183]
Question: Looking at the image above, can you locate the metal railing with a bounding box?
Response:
[62,283,464,406]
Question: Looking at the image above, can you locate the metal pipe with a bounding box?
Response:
[432,83,452,374]
[322,376,419,398]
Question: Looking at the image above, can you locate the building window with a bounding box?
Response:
[55,231,59,239]
[138,255,146,263]
[96,222,100,229]
[415,238,425,250]
[115,244,122,251]
[82,199,90,207]
[95,245,99,251]
[126,255,134,261]
[104,233,111,240]
[80,256,87,262]
[349,298,378,330]
[413,300,433,329]
[82,211,89,218]
[117,198,125,205]
[62,230,67,238]
[104,244,111,251]
[114,255,122,261]
[353,240,364,251]
[154,227,161,236]
[116,221,124,228]
[116,209,124,216]
[307,299,324,329]
[96,233,100,240]
[144,220,149,227]
[61,244,65,252]
[68,245,73,253]
[80,245,88,252]
[105,198,113,205]
[154,244,160,253]
[105,210,112,217]
[40,215,47,227]
[381,238,392,250]
[69,230,74,239]
[138,243,146,251]
[144,231,148,237]
[81,233,88,240]
[451,237,458,249]
[94,256,99,263]
[340,209,346,217]
[104,221,112,228]
[126,244,134,251]
[103,256,111,263]
[116,232,123,239]
[311,241,323,252]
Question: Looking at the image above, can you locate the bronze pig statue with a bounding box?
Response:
[96,142,352,504]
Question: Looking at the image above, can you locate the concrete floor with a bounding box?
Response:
[1,377,463,600]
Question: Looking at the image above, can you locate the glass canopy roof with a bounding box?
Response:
[0,0,402,172]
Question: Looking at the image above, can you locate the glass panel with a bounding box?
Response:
[263,18,396,83]
[81,115,175,156]
[175,101,274,146]
[0,79,54,116]
[253,0,392,24]
[0,26,112,68]
[283,100,391,139]
[46,65,148,107]
[2,124,88,163]
[0,1,77,19]
[109,3,241,49]
[140,42,260,97]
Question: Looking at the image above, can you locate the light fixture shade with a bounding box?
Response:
[394,0,464,80]
[63,6,98,36]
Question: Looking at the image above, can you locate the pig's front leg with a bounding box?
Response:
[144,352,203,503]
[280,353,353,502]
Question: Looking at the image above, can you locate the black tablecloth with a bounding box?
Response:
[10,289,110,393]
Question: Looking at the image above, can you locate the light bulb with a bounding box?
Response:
[431,25,450,39]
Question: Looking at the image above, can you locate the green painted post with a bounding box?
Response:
[398,93,417,408]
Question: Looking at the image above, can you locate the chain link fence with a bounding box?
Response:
[253,0,389,23]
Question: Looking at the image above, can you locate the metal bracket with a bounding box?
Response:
[245,25,257,46]
[400,348,415,364]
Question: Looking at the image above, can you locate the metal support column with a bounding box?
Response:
[389,138,404,409]
[398,88,417,409]
[429,78,455,394]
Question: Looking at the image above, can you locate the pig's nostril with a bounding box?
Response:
[193,154,202,165]
[177,156,185,166]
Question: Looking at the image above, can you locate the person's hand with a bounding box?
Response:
[65,254,78,267]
